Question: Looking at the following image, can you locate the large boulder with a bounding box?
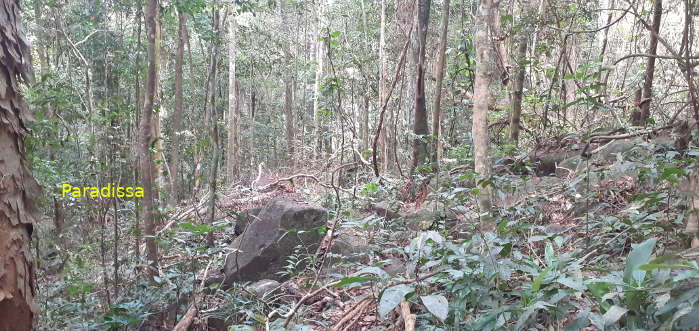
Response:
[233,206,263,235]
[223,199,327,285]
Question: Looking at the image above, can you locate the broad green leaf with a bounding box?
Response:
[499,243,512,257]
[420,295,448,321]
[332,276,376,288]
[563,312,590,331]
[531,268,549,293]
[557,277,585,292]
[623,238,657,283]
[639,263,691,271]
[603,305,628,326]
[678,307,699,329]
[515,301,552,330]
[544,242,555,266]
[355,266,389,279]
[378,284,414,317]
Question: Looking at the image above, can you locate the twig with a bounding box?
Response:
[387,270,443,287]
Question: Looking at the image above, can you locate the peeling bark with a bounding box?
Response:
[0,0,38,328]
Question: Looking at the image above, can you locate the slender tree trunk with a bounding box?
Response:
[432,0,450,167]
[631,0,662,126]
[313,0,326,159]
[138,0,160,278]
[283,77,295,162]
[169,10,187,206]
[411,0,432,171]
[194,8,222,192]
[682,0,699,124]
[598,0,616,99]
[227,8,239,183]
[509,36,527,145]
[0,1,37,327]
[378,0,388,168]
[473,0,497,213]
[152,10,163,200]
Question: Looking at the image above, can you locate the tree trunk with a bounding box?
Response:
[686,170,699,248]
[378,0,387,165]
[473,0,497,213]
[138,0,160,278]
[227,8,240,183]
[152,9,163,201]
[284,77,295,163]
[313,0,326,159]
[510,35,527,145]
[631,0,662,126]
[432,0,450,167]
[411,0,432,172]
[169,9,187,206]
[0,0,37,327]
[194,7,222,193]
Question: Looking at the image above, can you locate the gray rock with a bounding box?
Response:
[371,201,404,220]
[381,258,407,276]
[495,176,562,208]
[233,206,263,236]
[248,279,280,297]
[403,208,439,231]
[329,233,370,264]
[223,199,327,285]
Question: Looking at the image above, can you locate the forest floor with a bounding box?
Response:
[36,132,699,330]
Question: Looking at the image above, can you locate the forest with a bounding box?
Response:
[1,0,699,329]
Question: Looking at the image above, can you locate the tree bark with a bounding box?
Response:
[313,0,326,159]
[151,7,164,200]
[473,0,497,212]
[510,35,527,145]
[431,0,450,167]
[686,170,699,248]
[378,0,387,166]
[411,0,432,171]
[283,77,295,163]
[227,8,240,183]
[138,0,160,278]
[631,0,662,126]
[169,9,187,206]
[0,1,37,328]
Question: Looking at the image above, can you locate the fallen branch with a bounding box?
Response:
[331,297,371,331]
[172,258,214,330]
[580,124,673,157]
[172,305,197,331]
[277,279,342,328]
[399,301,416,331]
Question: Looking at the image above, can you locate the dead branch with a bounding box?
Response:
[399,301,416,331]
[331,297,371,331]
[278,279,342,328]
[172,305,197,331]
[580,124,673,157]
[172,259,213,331]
